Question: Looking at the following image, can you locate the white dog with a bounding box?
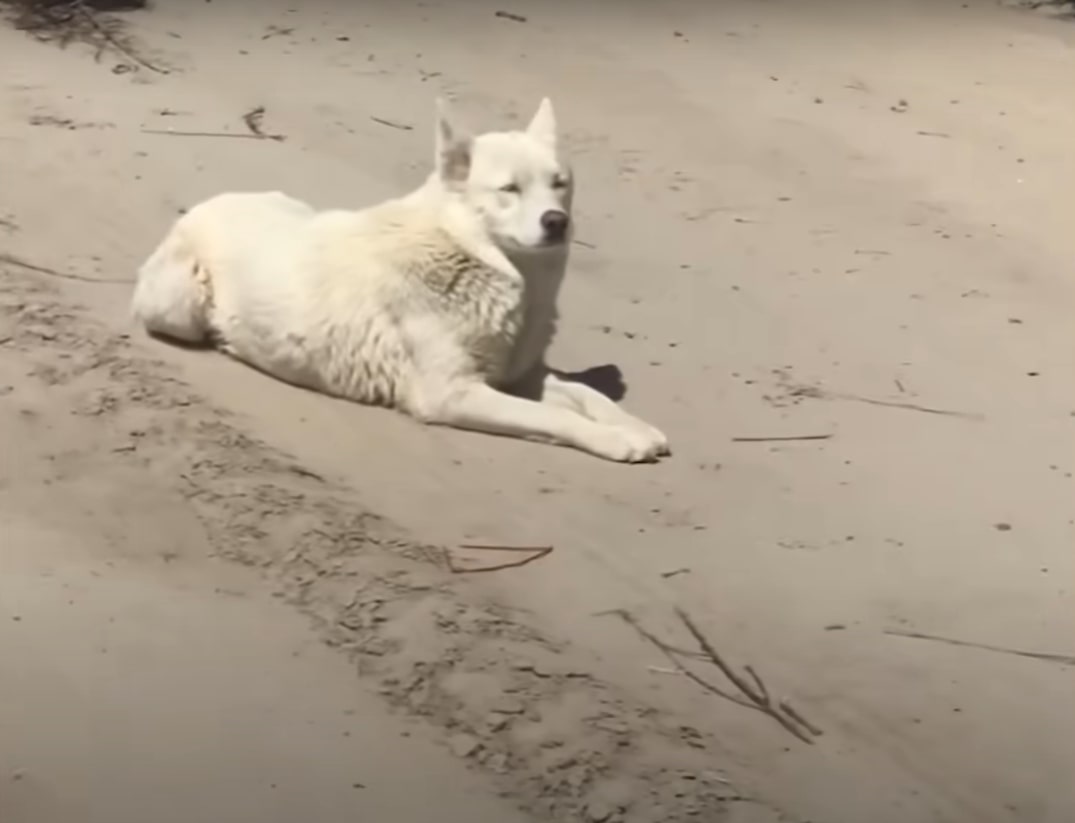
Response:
[131,99,670,463]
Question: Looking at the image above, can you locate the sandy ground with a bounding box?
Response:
[1,1,1073,821]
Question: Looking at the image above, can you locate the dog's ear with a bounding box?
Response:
[434,97,472,184]
[526,97,557,150]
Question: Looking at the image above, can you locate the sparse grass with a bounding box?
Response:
[0,1,167,74]
[0,1,138,52]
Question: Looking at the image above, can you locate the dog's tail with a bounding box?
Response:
[130,223,214,343]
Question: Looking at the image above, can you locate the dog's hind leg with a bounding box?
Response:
[130,229,212,343]
[416,380,665,463]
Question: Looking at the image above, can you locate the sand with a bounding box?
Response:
[1,2,1073,822]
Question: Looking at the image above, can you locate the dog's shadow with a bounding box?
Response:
[147,331,214,351]
[551,364,627,402]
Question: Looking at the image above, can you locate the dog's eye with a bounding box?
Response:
[551,176,569,190]
[499,182,521,194]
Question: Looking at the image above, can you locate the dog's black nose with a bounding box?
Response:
[540,210,570,242]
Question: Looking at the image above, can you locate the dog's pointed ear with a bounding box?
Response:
[526,97,557,150]
[434,97,472,184]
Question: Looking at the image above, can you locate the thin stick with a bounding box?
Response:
[445,545,553,574]
[370,116,413,131]
[600,609,759,710]
[744,665,769,702]
[459,543,554,553]
[140,128,285,142]
[885,629,1075,666]
[676,609,819,744]
[261,26,295,40]
[72,1,169,75]
[780,700,824,736]
[0,252,130,284]
[660,644,709,661]
[831,391,982,420]
[786,383,981,420]
[602,608,822,744]
[661,567,691,579]
[808,388,980,421]
[286,464,325,482]
[675,609,765,704]
[242,105,267,138]
[732,434,833,443]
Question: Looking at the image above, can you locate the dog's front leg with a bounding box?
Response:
[540,372,670,456]
[418,381,664,463]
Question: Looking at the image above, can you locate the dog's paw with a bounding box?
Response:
[589,425,666,464]
[614,415,671,458]
[638,421,671,457]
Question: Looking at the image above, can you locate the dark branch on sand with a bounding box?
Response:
[601,607,823,745]
[886,629,1075,667]
[140,128,286,142]
[370,115,414,132]
[444,543,554,574]
[0,252,131,284]
[731,434,833,443]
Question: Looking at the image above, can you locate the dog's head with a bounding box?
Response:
[434,98,574,253]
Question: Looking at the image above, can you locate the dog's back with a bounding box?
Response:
[132,186,529,409]
[132,192,315,343]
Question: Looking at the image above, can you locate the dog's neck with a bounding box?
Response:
[504,246,568,304]
[408,174,568,382]
[412,174,571,301]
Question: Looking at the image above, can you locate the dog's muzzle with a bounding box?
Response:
[540,210,570,244]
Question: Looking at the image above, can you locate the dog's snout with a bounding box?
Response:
[540,210,570,241]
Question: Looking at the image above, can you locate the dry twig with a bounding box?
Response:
[788,383,982,420]
[369,116,413,131]
[140,127,285,142]
[445,543,553,574]
[242,105,267,137]
[494,10,528,23]
[0,251,130,284]
[660,567,691,579]
[886,629,1075,667]
[602,609,758,710]
[732,434,833,443]
[833,392,982,419]
[603,607,823,744]
[744,665,769,702]
[780,700,824,737]
[260,25,294,40]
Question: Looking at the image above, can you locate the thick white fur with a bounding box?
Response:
[131,99,669,463]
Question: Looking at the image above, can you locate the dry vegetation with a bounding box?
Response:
[0,0,170,74]
[0,1,145,52]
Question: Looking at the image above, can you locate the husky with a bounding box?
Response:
[130,99,670,463]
